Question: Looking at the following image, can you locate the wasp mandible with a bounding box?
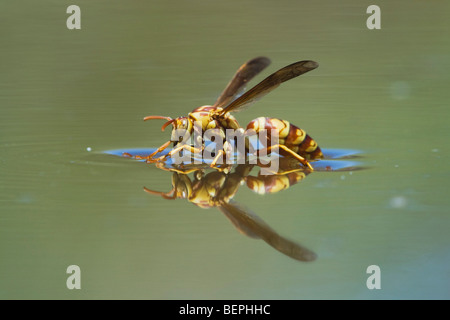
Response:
[139,57,323,170]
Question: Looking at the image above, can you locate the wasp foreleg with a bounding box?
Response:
[152,144,203,164]
[134,140,172,162]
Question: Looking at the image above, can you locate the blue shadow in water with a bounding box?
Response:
[103,147,363,172]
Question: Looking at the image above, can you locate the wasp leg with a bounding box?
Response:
[156,162,205,175]
[210,150,225,167]
[153,144,204,163]
[256,165,310,176]
[154,161,198,174]
[210,140,233,168]
[135,140,172,162]
[257,144,314,171]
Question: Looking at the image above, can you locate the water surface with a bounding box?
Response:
[0,0,449,299]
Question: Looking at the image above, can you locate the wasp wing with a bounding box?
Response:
[218,200,316,262]
[213,57,271,109]
[219,60,318,116]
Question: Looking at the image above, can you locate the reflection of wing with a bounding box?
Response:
[213,57,271,109]
[218,201,316,262]
[218,201,262,239]
[219,60,318,116]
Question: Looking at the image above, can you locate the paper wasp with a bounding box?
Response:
[143,163,316,262]
[138,57,323,170]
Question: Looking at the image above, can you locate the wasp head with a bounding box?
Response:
[165,117,193,145]
[143,115,193,145]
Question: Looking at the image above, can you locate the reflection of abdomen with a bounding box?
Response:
[246,117,323,160]
[246,171,308,195]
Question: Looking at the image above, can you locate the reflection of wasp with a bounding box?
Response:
[138,57,323,170]
[144,163,316,262]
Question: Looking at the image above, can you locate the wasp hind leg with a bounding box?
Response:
[257,144,314,171]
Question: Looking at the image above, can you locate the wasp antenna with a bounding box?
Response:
[143,115,173,122]
[143,186,163,196]
[143,186,175,200]
[161,118,176,131]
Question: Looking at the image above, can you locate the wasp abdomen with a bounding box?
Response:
[246,172,307,195]
[246,117,323,160]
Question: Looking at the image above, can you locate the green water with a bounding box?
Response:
[1,0,449,299]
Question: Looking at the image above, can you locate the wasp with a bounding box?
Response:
[143,164,316,262]
[139,57,323,170]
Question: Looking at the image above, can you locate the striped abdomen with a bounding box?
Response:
[246,171,308,195]
[246,117,323,160]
